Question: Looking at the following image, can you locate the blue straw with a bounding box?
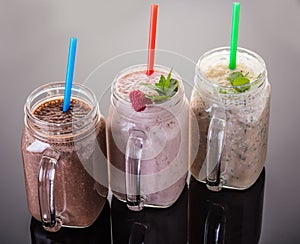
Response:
[63,37,77,112]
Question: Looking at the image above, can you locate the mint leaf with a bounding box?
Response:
[232,77,250,86]
[232,77,250,92]
[227,71,250,93]
[227,71,243,83]
[164,68,172,92]
[156,75,165,90]
[142,68,179,102]
[141,83,166,96]
[166,78,178,96]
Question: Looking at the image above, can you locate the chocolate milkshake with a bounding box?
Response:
[22,82,108,231]
[190,47,271,190]
[107,65,189,210]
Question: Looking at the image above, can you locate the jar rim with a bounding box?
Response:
[24,81,100,129]
[195,46,267,93]
[111,64,185,113]
[24,81,101,140]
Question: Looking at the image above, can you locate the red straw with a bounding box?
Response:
[146,4,158,76]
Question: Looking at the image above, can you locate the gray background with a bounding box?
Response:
[1,0,300,243]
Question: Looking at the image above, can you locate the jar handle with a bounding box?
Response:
[38,149,62,232]
[206,108,226,191]
[128,222,147,243]
[204,203,226,243]
[125,129,146,211]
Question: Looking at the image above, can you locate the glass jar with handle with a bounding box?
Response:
[190,47,271,191]
[107,64,189,210]
[22,81,108,231]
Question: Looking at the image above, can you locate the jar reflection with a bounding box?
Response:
[111,184,188,244]
[30,200,111,244]
[189,168,265,244]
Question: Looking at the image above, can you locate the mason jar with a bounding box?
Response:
[22,81,108,231]
[107,64,189,211]
[190,47,271,191]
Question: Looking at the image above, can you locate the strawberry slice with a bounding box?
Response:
[129,90,151,112]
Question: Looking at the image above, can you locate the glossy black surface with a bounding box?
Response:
[25,170,265,244]
[111,185,188,244]
[189,169,265,244]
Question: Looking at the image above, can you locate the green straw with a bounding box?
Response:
[229,2,240,70]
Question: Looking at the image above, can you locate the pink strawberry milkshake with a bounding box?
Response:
[107,64,189,209]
